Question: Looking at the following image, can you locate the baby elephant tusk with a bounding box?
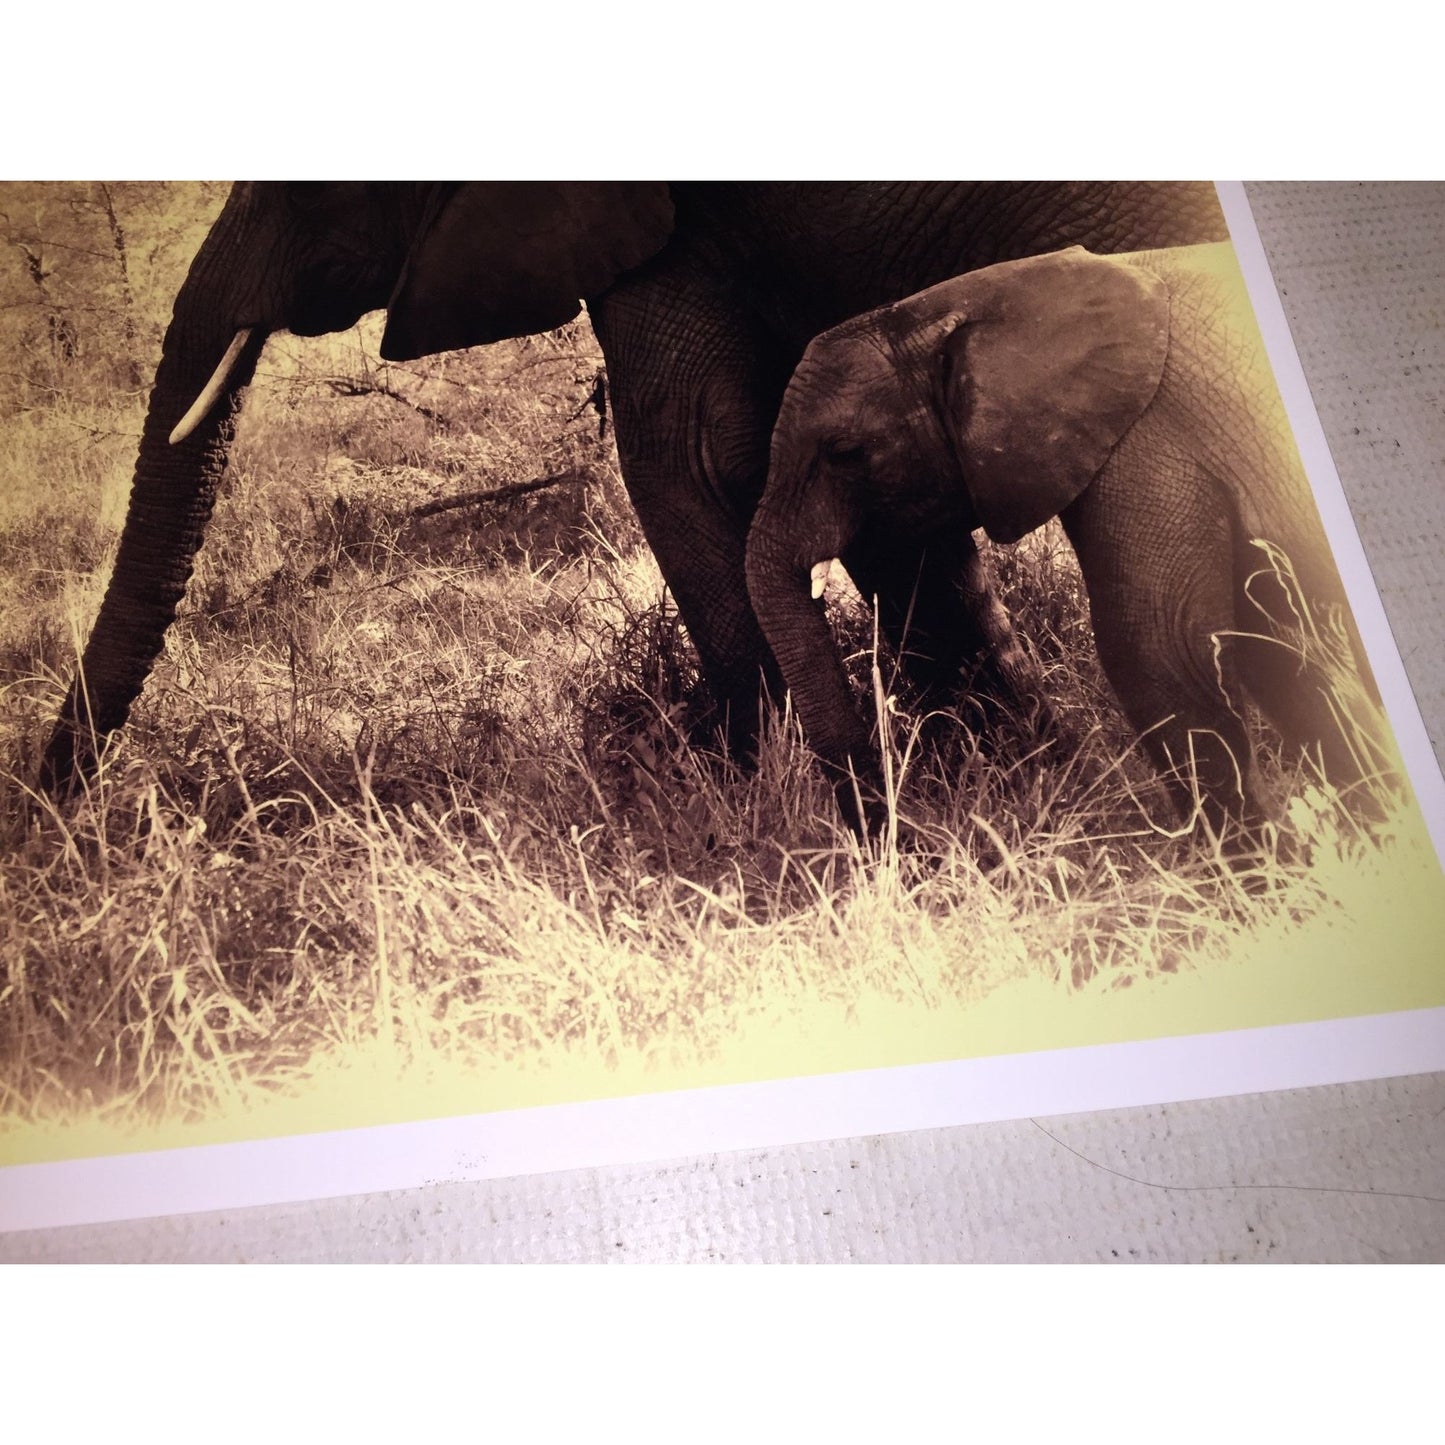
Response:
[810,559,836,601]
[169,328,255,444]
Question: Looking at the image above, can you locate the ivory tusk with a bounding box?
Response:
[810,559,835,601]
[168,328,254,444]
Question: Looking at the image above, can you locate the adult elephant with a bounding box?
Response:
[40,180,1228,793]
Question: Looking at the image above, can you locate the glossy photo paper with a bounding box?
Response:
[2,182,1441,1231]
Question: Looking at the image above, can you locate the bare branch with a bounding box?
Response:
[95,182,142,388]
[567,369,608,438]
[322,375,453,429]
[15,406,139,441]
[408,472,583,520]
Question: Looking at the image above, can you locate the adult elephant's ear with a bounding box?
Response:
[380,182,675,360]
[933,247,1170,544]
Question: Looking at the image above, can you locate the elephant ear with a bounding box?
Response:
[934,247,1170,544]
[380,182,675,360]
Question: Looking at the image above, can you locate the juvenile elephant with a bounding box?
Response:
[745,242,1384,842]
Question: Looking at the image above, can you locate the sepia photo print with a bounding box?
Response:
[1,182,1441,1219]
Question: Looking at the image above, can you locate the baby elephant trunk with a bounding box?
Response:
[745,495,884,833]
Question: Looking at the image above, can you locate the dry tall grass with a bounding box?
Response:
[2,189,1441,1165]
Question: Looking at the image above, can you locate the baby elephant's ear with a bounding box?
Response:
[934,248,1169,544]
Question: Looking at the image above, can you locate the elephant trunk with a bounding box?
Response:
[41,276,266,794]
[168,328,255,444]
[745,491,883,833]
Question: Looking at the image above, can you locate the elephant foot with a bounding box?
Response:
[38,715,100,799]
[968,630,1059,731]
[688,685,764,769]
[1155,766,1287,887]
[817,751,889,842]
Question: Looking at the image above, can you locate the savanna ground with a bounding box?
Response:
[2,184,1442,1165]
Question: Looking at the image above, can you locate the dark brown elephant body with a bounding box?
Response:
[746,242,1385,841]
[41,182,1229,792]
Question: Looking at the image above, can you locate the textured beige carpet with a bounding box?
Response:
[4,182,1442,1262]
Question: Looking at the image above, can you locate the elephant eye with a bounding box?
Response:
[823,438,867,466]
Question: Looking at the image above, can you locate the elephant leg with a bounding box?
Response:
[842,523,1047,727]
[1061,452,1263,840]
[588,251,792,758]
[1231,621,1374,808]
[1226,518,1392,815]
